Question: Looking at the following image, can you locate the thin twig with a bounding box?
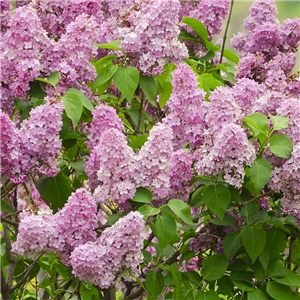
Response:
[1,217,19,227]
[10,253,44,292]
[235,191,273,207]
[219,0,234,64]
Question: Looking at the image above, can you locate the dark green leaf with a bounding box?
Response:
[1,200,15,214]
[275,275,300,287]
[139,74,157,106]
[35,173,72,212]
[269,134,293,158]
[241,224,266,263]
[266,282,292,300]
[156,215,177,250]
[145,271,164,300]
[168,199,193,225]
[113,66,139,100]
[202,254,229,281]
[62,93,83,128]
[241,201,260,224]
[203,184,231,220]
[178,30,202,43]
[223,231,242,259]
[161,265,181,300]
[247,290,269,300]
[210,215,236,226]
[196,290,219,300]
[233,281,254,292]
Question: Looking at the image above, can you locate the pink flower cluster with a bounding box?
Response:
[0,102,63,183]
[70,212,145,289]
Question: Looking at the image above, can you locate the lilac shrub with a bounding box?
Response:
[1,1,300,300]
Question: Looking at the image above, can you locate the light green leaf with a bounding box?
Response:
[113,66,139,100]
[248,158,272,192]
[202,254,229,281]
[93,64,118,90]
[203,184,231,220]
[181,17,208,41]
[243,113,269,144]
[62,92,83,128]
[66,88,94,111]
[241,224,266,263]
[131,187,152,204]
[97,40,122,50]
[266,282,292,300]
[138,205,160,219]
[223,49,239,64]
[269,114,289,131]
[269,134,293,158]
[168,199,193,225]
[145,271,164,300]
[36,71,61,87]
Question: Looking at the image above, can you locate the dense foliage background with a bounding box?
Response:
[1,0,300,299]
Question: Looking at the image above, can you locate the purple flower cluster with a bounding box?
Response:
[92,129,136,211]
[86,102,124,150]
[116,0,188,75]
[269,143,300,224]
[163,63,208,149]
[196,123,256,188]
[231,0,300,95]
[70,212,145,288]
[0,0,11,33]
[179,0,230,38]
[0,6,51,114]
[19,102,63,177]
[0,102,63,183]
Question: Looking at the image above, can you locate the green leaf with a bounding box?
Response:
[275,275,300,287]
[93,64,118,90]
[155,215,177,250]
[241,201,260,224]
[266,282,292,300]
[181,17,208,41]
[269,114,289,131]
[138,205,160,219]
[233,281,254,292]
[113,66,139,100]
[62,92,83,128]
[248,158,272,192]
[36,71,61,87]
[203,184,231,220]
[241,224,266,263]
[128,134,148,149]
[269,134,293,158]
[210,215,236,226]
[196,290,219,300]
[178,31,202,43]
[168,199,193,225]
[1,200,15,214]
[223,231,242,259]
[66,88,94,111]
[202,254,229,281]
[35,173,72,212]
[97,40,122,51]
[139,74,157,106]
[161,265,182,300]
[247,290,269,300]
[222,49,239,64]
[243,113,269,144]
[159,80,173,108]
[145,271,164,300]
[94,54,117,71]
[131,187,152,204]
[70,160,87,179]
